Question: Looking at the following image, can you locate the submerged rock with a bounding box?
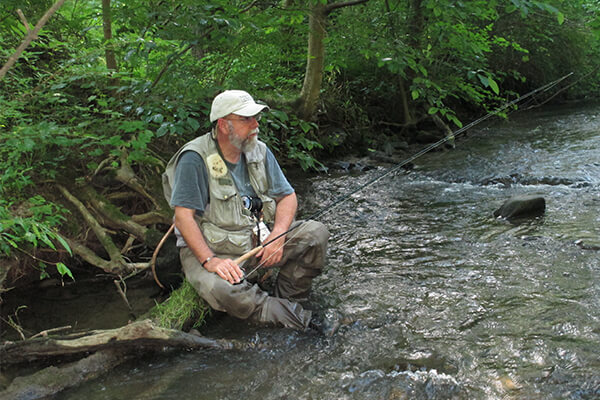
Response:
[346,368,464,399]
[493,195,546,220]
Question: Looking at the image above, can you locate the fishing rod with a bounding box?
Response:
[238,72,573,279]
[152,72,573,287]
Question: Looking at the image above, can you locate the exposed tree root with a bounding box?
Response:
[115,152,160,209]
[61,236,124,274]
[82,185,149,240]
[131,210,172,226]
[57,185,128,273]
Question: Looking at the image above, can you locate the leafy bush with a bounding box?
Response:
[0,197,73,280]
[261,109,324,171]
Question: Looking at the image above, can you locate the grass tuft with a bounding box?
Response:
[150,280,211,331]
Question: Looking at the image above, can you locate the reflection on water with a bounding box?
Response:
[58,103,600,399]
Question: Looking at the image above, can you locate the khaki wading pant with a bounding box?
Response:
[180,220,329,330]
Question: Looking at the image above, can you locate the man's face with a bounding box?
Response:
[225,114,260,152]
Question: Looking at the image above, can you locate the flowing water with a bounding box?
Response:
[50,103,600,399]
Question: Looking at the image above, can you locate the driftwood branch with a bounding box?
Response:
[114,278,132,311]
[30,325,72,339]
[0,0,68,80]
[0,319,233,367]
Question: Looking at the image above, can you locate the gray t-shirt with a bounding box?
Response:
[170,148,294,214]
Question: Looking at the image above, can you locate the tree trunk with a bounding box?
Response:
[398,78,413,125]
[297,0,370,121]
[298,3,327,121]
[102,0,118,71]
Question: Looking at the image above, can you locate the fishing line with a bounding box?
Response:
[241,72,574,279]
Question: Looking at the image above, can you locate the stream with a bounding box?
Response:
[10,102,600,399]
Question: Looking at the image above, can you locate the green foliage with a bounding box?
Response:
[150,280,210,330]
[0,197,73,280]
[324,0,599,136]
[261,109,325,171]
[0,0,599,285]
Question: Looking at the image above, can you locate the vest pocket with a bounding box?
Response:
[202,222,253,256]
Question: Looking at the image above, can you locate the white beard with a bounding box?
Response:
[228,123,258,152]
[241,129,259,152]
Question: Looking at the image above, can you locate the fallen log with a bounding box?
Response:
[1,349,131,400]
[0,319,233,367]
[0,319,240,399]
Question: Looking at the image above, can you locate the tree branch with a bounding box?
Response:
[1,349,131,400]
[131,211,172,226]
[16,9,31,32]
[326,0,370,14]
[0,0,68,81]
[150,27,215,89]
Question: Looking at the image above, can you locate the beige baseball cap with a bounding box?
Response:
[209,90,269,122]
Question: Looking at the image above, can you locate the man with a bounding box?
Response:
[162,90,329,330]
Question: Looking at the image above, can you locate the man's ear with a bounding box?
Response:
[216,118,228,132]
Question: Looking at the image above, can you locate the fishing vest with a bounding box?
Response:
[162,132,276,257]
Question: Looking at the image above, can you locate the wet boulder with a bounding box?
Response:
[493,195,546,220]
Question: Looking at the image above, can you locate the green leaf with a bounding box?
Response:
[411,90,420,100]
[56,262,75,281]
[187,117,200,131]
[428,107,439,115]
[448,115,463,128]
[41,234,57,250]
[299,121,311,133]
[55,235,72,256]
[557,12,564,25]
[157,123,169,137]
[270,109,289,122]
[40,269,50,280]
[488,77,500,94]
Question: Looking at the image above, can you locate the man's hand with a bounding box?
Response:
[203,257,244,284]
[256,233,285,267]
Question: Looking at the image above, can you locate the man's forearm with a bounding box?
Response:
[271,192,297,235]
[175,206,244,283]
[174,206,213,263]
